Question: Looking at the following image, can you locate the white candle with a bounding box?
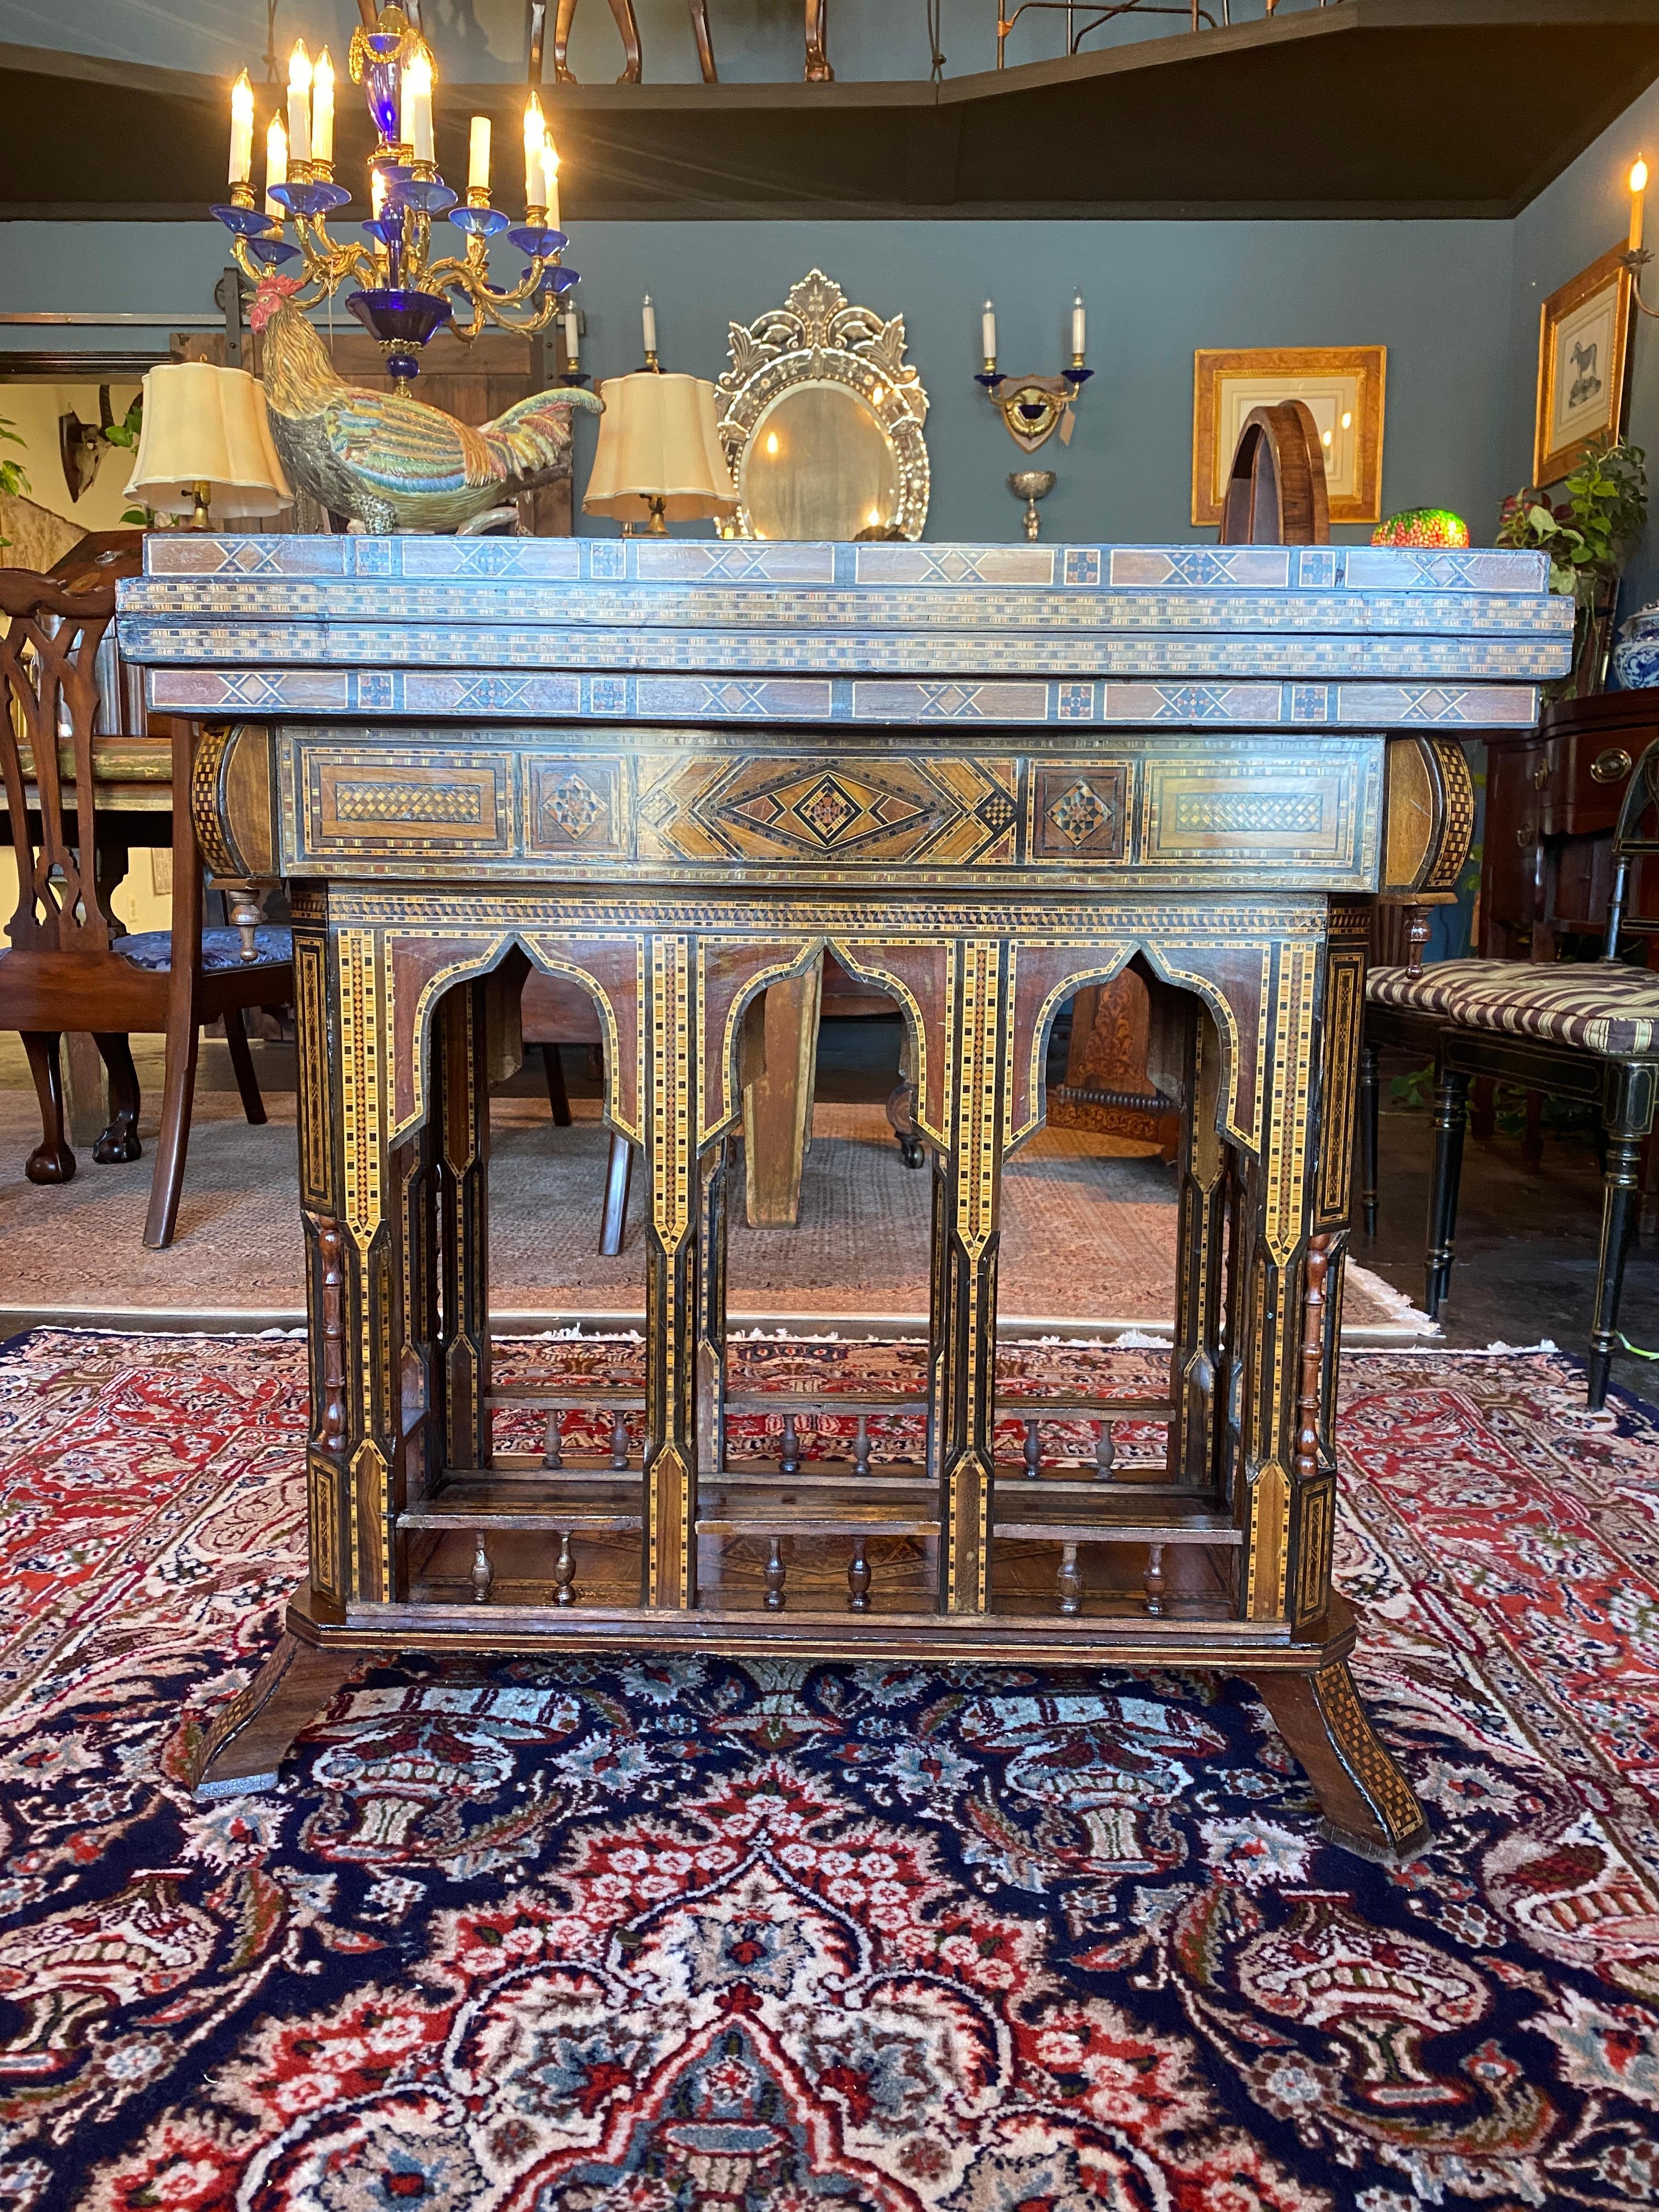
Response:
[469,115,491,195]
[312,48,335,167]
[981,298,996,366]
[286,42,311,169]
[229,69,254,188]
[264,112,287,221]
[642,294,658,357]
[543,133,560,229]
[402,53,434,163]
[1071,289,1086,362]
[1631,157,1649,253]
[563,304,580,371]
[523,91,545,207]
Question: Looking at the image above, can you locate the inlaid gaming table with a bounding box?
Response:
[117,533,1568,1855]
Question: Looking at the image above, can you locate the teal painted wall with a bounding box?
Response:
[1508,78,1659,624]
[0,214,1516,545]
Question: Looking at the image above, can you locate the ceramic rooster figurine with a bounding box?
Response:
[247,275,601,534]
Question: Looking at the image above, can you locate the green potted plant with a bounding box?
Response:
[1496,436,1648,697]
[0,409,31,550]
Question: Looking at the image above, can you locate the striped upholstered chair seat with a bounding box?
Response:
[1367,958,1659,1058]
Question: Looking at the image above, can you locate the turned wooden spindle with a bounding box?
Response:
[1023,1416,1041,1479]
[1405,901,1431,979]
[610,1410,630,1470]
[541,1409,563,1470]
[764,1536,787,1610]
[553,1531,575,1606]
[470,1532,494,1603]
[222,880,269,963]
[1295,1236,1333,1488]
[1143,1543,1166,1616]
[852,1413,872,1479]
[781,1412,800,1476]
[1094,1422,1116,1479]
[848,1534,872,1612]
[1057,1543,1082,1617]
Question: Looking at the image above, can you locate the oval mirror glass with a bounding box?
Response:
[739,382,900,541]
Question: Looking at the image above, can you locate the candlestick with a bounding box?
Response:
[523,91,545,209]
[543,134,561,231]
[981,299,997,373]
[564,304,580,372]
[469,115,491,196]
[642,293,658,360]
[312,48,335,168]
[286,42,311,168]
[228,69,254,189]
[264,112,288,222]
[1631,157,1649,254]
[1071,290,1086,365]
[403,53,434,166]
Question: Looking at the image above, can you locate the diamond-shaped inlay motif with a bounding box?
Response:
[543,774,602,840]
[1047,779,1111,847]
[975,791,1017,835]
[794,776,861,843]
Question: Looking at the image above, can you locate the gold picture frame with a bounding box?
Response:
[1534,244,1633,487]
[1192,346,1386,526]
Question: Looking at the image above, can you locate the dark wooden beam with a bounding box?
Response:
[0,2,1656,221]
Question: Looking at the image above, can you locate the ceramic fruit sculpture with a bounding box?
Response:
[1372,508,1471,550]
[248,274,601,533]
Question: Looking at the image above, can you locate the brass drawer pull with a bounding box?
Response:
[1517,822,1536,848]
[1533,762,1549,789]
[1592,747,1634,784]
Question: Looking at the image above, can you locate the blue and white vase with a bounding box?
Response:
[1613,601,1659,689]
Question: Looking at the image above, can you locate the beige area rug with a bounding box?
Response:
[0,1090,1427,1339]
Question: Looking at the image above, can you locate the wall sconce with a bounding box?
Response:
[1623,155,1659,315]
[976,291,1092,454]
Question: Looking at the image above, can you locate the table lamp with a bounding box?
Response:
[125,361,291,529]
[583,371,735,537]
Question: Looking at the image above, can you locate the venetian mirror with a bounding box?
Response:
[713,270,929,540]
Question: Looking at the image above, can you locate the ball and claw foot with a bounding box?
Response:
[93,1119,142,1165]
[26,1140,76,1183]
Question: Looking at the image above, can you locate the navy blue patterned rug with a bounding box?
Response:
[2,1329,1657,2211]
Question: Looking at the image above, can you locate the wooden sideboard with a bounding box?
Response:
[116,531,1568,1859]
[1482,690,1659,963]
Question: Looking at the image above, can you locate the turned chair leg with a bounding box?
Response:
[1358,1037,1380,1237]
[223,1006,268,1127]
[21,1032,76,1183]
[600,1130,633,1255]
[543,1042,573,1126]
[92,1032,143,1163]
[1424,1062,1470,1319]
[1587,1069,1647,1410]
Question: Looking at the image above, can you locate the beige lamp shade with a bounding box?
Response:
[583,371,736,525]
[125,361,291,519]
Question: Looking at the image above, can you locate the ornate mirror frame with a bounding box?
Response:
[713,269,930,541]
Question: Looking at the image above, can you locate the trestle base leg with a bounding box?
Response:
[1250,1658,1429,1861]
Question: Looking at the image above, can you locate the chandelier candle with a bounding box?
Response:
[312,48,335,170]
[286,43,312,168]
[229,70,253,189]
[469,116,490,196]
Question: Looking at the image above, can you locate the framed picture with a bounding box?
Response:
[1192,346,1386,526]
[1534,243,1633,487]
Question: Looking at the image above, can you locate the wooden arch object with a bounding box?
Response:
[1219,399,1330,546]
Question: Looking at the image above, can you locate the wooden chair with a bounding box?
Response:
[0,571,292,1248]
[1365,746,1659,1407]
[520,968,635,1255]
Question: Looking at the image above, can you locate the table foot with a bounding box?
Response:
[187,1631,371,1800]
[1250,1657,1429,1861]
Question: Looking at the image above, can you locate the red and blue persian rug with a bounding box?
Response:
[1,1329,1658,2212]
